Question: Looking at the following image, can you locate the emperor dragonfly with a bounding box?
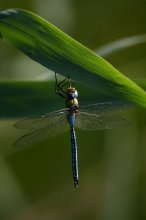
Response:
[14,73,127,187]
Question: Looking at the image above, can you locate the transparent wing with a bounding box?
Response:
[75,112,128,130]
[14,108,68,130]
[14,116,69,147]
[79,102,129,116]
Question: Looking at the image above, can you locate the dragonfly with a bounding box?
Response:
[14,72,127,187]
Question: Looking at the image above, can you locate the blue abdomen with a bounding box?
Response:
[68,114,79,187]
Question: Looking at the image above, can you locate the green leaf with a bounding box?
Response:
[0,9,146,107]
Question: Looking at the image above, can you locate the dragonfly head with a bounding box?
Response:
[67,87,78,100]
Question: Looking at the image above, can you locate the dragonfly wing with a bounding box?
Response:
[79,102,129,116]
[14,116,69,147]
[14,108,67,130]
[75,112,128,130]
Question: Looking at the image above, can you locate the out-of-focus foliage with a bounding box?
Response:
[0,1,146,220]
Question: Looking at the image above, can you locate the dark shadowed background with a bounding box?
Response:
[0,0,146,220]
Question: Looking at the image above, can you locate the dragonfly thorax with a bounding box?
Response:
[65,87,79,114]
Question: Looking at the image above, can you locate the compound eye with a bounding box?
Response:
[67,92,74,99]
[67,89,78,99]
[74,90,78,98]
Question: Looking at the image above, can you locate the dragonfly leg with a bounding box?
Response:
[55,72,71,98]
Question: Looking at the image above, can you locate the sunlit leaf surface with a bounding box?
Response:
[0,9,146,107]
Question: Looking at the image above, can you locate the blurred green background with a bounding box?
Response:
[0,0,146,220]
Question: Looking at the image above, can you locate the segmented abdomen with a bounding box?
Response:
[68,114,79,187]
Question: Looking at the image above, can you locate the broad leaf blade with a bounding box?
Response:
[0,9,146,107]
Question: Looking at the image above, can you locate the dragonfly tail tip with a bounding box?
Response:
[74,180,79,188]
